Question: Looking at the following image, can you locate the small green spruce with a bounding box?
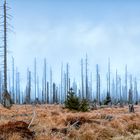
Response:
[65,88,89,112]
[65,88,80,111]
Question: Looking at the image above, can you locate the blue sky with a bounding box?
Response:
[2,0,140,89]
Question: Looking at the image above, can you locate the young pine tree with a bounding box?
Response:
[65,88,80,110]
[65,88,89,112]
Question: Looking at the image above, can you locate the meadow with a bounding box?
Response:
[0,104,140,140]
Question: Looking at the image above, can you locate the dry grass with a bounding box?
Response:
[0,104,140,139]
[8,133,22,140]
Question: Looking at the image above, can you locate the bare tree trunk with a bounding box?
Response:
[81,59,84,99]
[12,57,15,103]
[16,69,18,104]
[108,58,110,97]
[125,65,127,103]
[134,78,138,104]
[90,72,92,101]
[85,54,88,100]
[17,72,20,104]
[119,77,123,106]
[26,69,31,104]
[61,63,63,103]
[37,76,39,102]
[2,0,12,108]
[34,58,37,101]
[47,82,49,104]
[98,74,100,104]
[3,0,7,93]
[50,68,52,103]
[116,70,118,102]
[53,83,56,103]
[8,71,11,97]
[112,79,115,102]
[128,75,133,104]
[44,58,47,103]
[66,63,69,98]
[42,78,44,103]
[96,64,100,104]
[64,73,66,101]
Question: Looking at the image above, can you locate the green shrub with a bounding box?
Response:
[65,88,89,112]
[65,89,80,111]
[80,99,89,112]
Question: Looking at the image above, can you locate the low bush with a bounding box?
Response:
[65,89,89,112]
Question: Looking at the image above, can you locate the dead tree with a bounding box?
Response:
[128,75,133,104]
[66,63,70,98]
[47,82,49,103]
[37,76,39,102]
[64,72,66,101]
[119,77,123,107]
[25,69,31,104]
[96,64,100,104]
[1,0,12,108]
[18,72,20,104]
[12,57,15,103]
[58,85,61,103]
[41,59,46,103]
[53,83,56,103]
[98,74,100,103]
[50,68,52,103]
[134,78,138,105]
[41,78,44,103]
[16,70,20,104]
[128,89,133,105]
[34,58,37,101]
[111,79,115,102]
[108,58,111,97]
[81,59,84,99]
[61,63,63,103]
[115,70,118,102]
[125,65,127,103]
[90,72,93,101]
[85,54,88,100]
[42,58,47,103]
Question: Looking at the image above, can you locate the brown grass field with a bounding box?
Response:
[0,104,140,140]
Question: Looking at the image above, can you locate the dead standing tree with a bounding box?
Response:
[85,54,89,100]
[96,64,100,105]
[1,0,12,108]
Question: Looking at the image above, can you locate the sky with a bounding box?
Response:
[1,0,140,90]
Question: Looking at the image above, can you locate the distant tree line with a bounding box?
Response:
[0,56,138,106]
